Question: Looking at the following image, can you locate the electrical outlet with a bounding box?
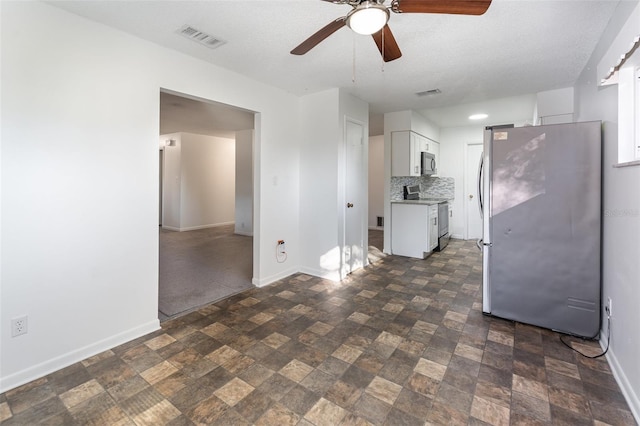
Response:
[607,297,612,316]
[11,316,28,337]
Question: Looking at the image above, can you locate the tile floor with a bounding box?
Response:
[0,239,636,425]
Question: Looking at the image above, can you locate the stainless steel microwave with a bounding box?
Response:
[421,151,436,175]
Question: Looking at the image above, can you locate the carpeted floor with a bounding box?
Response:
[160,227,386,321]
[159,225,253,320]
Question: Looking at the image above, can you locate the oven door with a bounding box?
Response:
[438,203,449,237]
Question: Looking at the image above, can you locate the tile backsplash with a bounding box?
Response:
[391,176,455,200]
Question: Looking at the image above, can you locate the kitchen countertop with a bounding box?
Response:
[391,198,452,205]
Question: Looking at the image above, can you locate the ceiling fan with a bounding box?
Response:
[291,0,492,62]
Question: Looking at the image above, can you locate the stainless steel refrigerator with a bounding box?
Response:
[479,121,602,338]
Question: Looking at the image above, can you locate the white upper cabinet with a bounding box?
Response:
[391,131,421,176]
[391,131,440,177]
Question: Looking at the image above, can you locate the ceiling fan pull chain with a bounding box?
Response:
[352,33,356,83]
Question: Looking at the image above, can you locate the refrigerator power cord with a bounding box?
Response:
[559,309,611,359]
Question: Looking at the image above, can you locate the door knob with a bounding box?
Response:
[469,194,474,199]
[347,203,354,208]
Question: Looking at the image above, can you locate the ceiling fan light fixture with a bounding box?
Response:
[347,2,389,35]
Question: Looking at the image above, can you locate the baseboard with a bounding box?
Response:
[252,265,344,287]
[451,233,464,239]
[161,222,235,232]
[234,230,253,237]
[0,319,160,394]
[601,336,640,423]
[298,266,342,282]
[252,267,298,287]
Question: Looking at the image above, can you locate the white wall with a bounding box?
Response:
[181,133,235,230]
[235,129,254,236]
[574,1,640,420]
[161,132,236,231]
[438,126,484,239]
[298,88,369,280]
[368,135,384,228]
[1,1,300,392]
[299,89,341,280]
[411,111,441,142]
[535,87,575,125]
[161,133,183,229]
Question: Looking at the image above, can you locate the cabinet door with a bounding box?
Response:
[391,131,421,176]
[410,133,421,176]
[414,133,427,153]
[391,131,410,176]
[391,204,428,258]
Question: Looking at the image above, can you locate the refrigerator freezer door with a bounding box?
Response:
[487,122,601,337]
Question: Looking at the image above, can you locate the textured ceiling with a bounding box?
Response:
[51,0,620,129]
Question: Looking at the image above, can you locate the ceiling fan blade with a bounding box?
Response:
[291,17,347,55]
[372,25,402,62]
[391,0,492,15]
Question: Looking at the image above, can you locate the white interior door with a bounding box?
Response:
[345,119,365,275]
[466,143,483,240]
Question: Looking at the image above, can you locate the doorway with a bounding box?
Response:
[465,143,483,240]
[158,90,256,320]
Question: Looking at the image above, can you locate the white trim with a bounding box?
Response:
[602,338,640,424]
[234,230,254,237]
[298,266,342,283]
[251,267,298,287]
[0,320,160,394]
[160,221,234,232]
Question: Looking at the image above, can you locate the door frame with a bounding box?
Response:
[463,141,483,240]
[340,116,367,279]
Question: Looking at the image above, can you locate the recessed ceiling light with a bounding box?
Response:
[469,113,488,120]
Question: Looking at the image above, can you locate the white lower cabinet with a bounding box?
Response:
[391,203,436,258]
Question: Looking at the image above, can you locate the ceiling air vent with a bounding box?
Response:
[177,25,226,49]
[416,89,442,97]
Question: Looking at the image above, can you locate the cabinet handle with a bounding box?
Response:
[347,203,354,208]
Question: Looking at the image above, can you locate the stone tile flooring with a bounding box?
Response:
[1,240,636,425]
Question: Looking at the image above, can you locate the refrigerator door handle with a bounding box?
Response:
[476,239,492,250]
[477,153,484,219]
